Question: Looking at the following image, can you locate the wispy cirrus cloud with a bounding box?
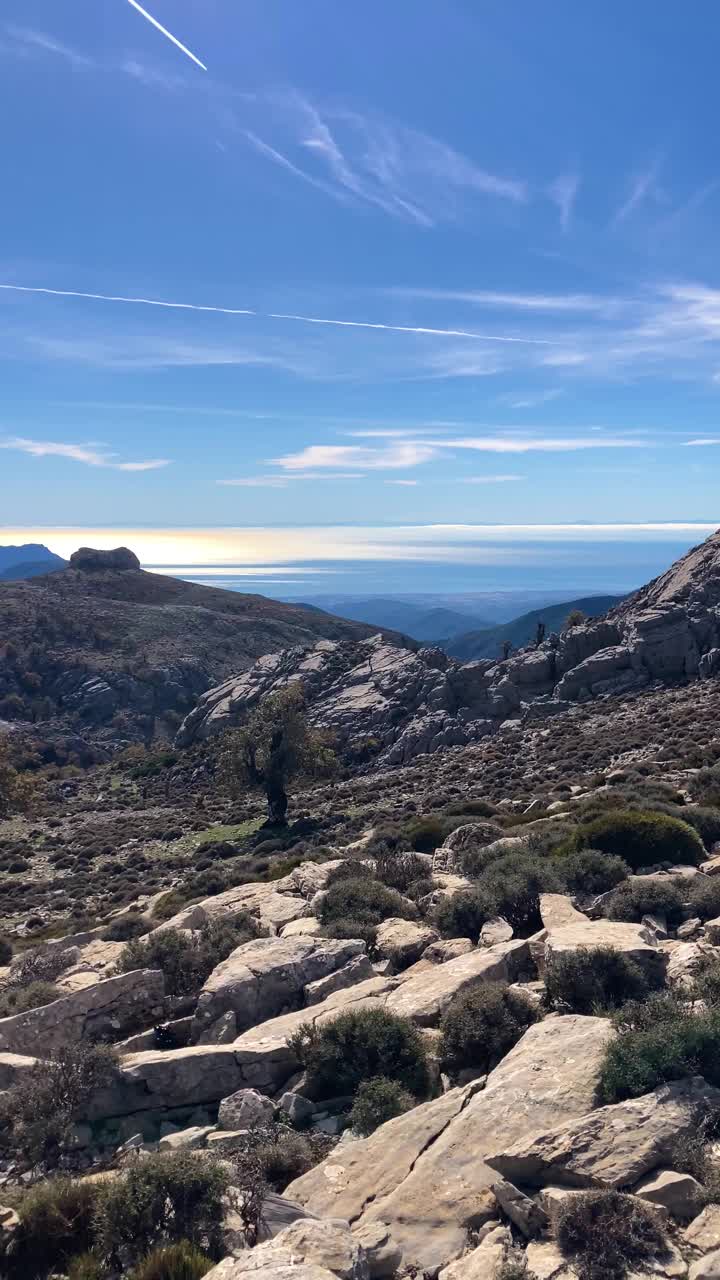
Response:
[612,159,663,227]
[462,474,525,484]
[2,23,93,68]
[218,472,364,488]
[547,174,580,231]
[497,389,564,409]
[387,287,612,312]
[276,443,440,472]
[0,436,169,471]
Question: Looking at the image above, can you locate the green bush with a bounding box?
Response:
[325,860,375,887]
[0,935,12,965]
[103,912,150,941]
[436,852,561,939]
[568,811,705,871]
[128,1241,213,1280]
[678,806,720,851]
[0,979,61,1017]
[557,1189,668,1279]
[689,765,720,809]
[688,875,720,922]
[459,837,527,879]
[0,1043,118,1172]
[320,879,416,930]
[434,888,488,942]
[0,1178,101,1279]
[96,1153,228,1267]
[324,917,378,953]
[557,848,630,897]
[440,983,538,1074]
[349,1076,415,1135]
[605,878,685,928]
[289,1007,430,1100]
[68,1254,105,1280]
[598,994,720,1102]
[375,851,430,893]
[545,947,657,1015]
[246,1127,333,1191]
[115,915,255,998]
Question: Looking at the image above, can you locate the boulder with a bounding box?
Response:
[539,895,587,930]
[491,1178,548,1237]
[486,1078,720,1189]
[0,1051,38,1087]
[437,1226,511,1279]
[70,546,141,571]
[204,1217,369,1279]
[432,823,506,874]
[105,1044,252,1116]
[544,921,665,982]
[385,939,529,1027]
[524,1239,578,1279]
[686,1206,720,1252]
[351,1222,402,1278]
[423,938,475,963]
[0,969,164,1056]
[666,941,713,988]
[191,936,365,1038]
[286,1015,614,1273]
[155,879,310,936]
[690,1254,720,1280]
[375,919,439,970]
[480,919,513,947]
[305,956,375,1005]
[634,1167,704,1220]
[218,1087,276,1130]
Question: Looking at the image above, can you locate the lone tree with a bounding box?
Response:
[0,740,32,819]
[220,684,335,825]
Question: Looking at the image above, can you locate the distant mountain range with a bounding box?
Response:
[287,595,492,642]
[0,543,67,580]
[445,594,624,661]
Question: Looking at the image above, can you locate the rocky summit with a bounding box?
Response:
[5,531,720,1279]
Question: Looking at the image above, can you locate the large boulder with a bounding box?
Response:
[374,919,439,970]
[0,969,164,1056]
[432,823,506,874]
[204,1218,369,1279]
[543,921,665,982]
[486,1078,720,1188]
[385,939,529,1026]
[191,936,366,1039]
[70,546,141,571]
[438,1225,511,1279]
[286,1015,614,1273]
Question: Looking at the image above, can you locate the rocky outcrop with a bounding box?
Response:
[70,546,141,571]
[286,1015,614,1272]
[178,529,720,768]
[0,969,164,1056]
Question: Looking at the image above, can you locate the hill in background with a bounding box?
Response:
[442,594,624,660]
[0,543,66,580]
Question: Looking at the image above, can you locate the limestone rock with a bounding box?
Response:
[218,1087,276,1130]
[544,921,665,982]
[286,1015,614,1273]
[305,955,375,1005]
[492,1178,548,1237]
[437,1226,511,1279]
[433,823,506,874]
[634,1168,704,1220]
[385,939,529,1026]
[686,1205,720,1252]
[480,919,513,947]
[191,936,365,1038]
[0,968,164,1056]
[423,938,475,963]
[690,1254,720,1280]
[539,895,588,930]
[351,1222,402,1278]
[486,1078,720,1189]
[524,1239,578,1279]
[375,919,439,970]
[205,1217,369,1279]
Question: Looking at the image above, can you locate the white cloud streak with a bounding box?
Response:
[3,24,93,67]
[462,474,525,483]
[547,174,580,231]
[387,288,610,312]
[0,436,169,471]
[612,161,661,227]
[125,0,207,71]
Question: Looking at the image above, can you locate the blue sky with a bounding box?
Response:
[1,0,719,589]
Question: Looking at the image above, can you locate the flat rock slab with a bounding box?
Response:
[385,939,530,1026]
[539,895,588,930]
[544,921,665,980]
[286,1014,614,1274]
[486,1078,720,1189]
[0,968,164,1057]
[192,935,365,1039]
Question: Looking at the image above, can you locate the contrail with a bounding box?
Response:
[0,283,556,345]
[126,0,207,71]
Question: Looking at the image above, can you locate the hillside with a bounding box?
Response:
[446,593,623,660]
[0,546,404,745]
[291,594,490,642]
[0,542,66,578]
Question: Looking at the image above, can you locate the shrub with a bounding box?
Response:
[689,765,720,809]
[239,1127,333,1191]
[0,935,12,965]
[349,1076,415,1135]
[557,1189,668,1279]
[289,1007,430,1100]
[679,806,720,851]
[545,947,657,1015]
[324,918,378,953]
[0,1177,101,1279]
[375,851,430,893]
[103,912,150,941]
[440,983,538,1075]
[0,1043,118,1172]
[325,860,375,887]
[96,1153,228,1266]
[569,811,705,871]
[115,915,255,998]
[434,888,488,942]
[459,837,528,879]
[688,875,720,922]
[320,879,416,930]
[128,1241,213,1280]
[0,979,60,1017]
[68,1255,105,1280]
[605,878,685,928]
[557,848,630,897]
[436,852,561,939]
[598,994,720,1102]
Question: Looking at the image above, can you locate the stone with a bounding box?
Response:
[701,857,720,877]
[690,1255,720,1280]
[305,956,375,1004]
[375,919,439,969]
[686,1205,720,1252]
[539,895,588,930]
[487,1078,720,1189]
[205,1217,369,1279]
[666,942,713,988]
[385,939,530,1026]
[286,1015,614,1273]
[437,1226,511,1279]
[158,1125,213,1151]
[282,918,324,938]
[678,919,702,940]
[280,1092,316,1125]
[70,545,141,571]
[257,1192,321,1242]
[191,936,366,1038]
[218,1087,276,1130]
[480,919,513,947]
[634,1168,704,1220]
[423,938,474,963]
[432,823,506,874]
[351,1222,402,1278]
[491,1178,548,1237]
[536,1187,586,1223]
[704,917,720,944]
[197,1011,239,1045]
[544,921,665,982]
[524,1240,578,1279]
[0,968,164,1056]
[0,1051,38,1087]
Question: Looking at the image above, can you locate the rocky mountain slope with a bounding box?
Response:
[179,528,720,769]
[445,593,623,660]
[0,542,66,580]
[0,547,405,747]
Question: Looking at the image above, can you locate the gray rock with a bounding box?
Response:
[158,1125,213,1151]
[480,919,514,947]
[386,939,530,1027]
[218,1087,276,1130]
[305,955,375,1005]
[280,1092,316,1125]
[375,919,440,969]
[437,1226,511,1279]
[492,1178,548,1238]
[686,1205,720,1252]
[351,1222,402,1278]
[690,1254,720,1280]
[0,968,165,1056]
[634,1167,704,1220]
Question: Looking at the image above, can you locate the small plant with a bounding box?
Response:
[436,852,562,939]
[0,1177,101,1279]
[103,912,150,941]
[557,1189,668,1279]
[440,983,538,1075]
[567,811,705,871]
[115,915,255,998]
[96,1152,228,1267]
[0,979,61,1017]
[68,1254,106,1280]
[128,1240,213,1280]
[604,877,685,928]
[598,993,720,1102]
[349,1075,416,1135]
[289,1007,430,1100]
[320,878,417,930]
[232,1125,333,1192]
[375,851,430,893]
[688,875,720,922]
[544,946,657,1015]
[557,848,630,896]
